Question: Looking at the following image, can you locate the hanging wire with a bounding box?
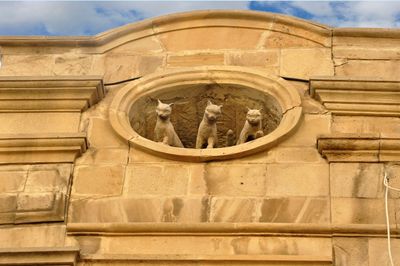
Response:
[104,76,142,86]
[383,171,398,266]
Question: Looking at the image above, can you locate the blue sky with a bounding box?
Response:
[0,1,399,36]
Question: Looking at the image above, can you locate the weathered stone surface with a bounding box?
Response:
[167,53,224,67]
[75,148,128,165]
[280,114,331,146]
[109,36,164,54]
[210,198,258,222]
[280,49,334,80]
[335,59,400,80]
[368,238,400,266]
[25,170,61,192]
[88,118,128,148]
[0,194,17,213]
[0,113,80,134]
[226,51,279,67]
[53,54,93,75]
[73,165,125,196]
[260,197,330,223]
[0,171,26,193]
[274,147,324,163]
[332,116,400,138]
[331,198,396,224]
[125,164,189,196]
[157,27,265,51]
[330,163,384,198]
[266,164,329,197]
[333,238,369,266]
[0,224,66,248]
[17,192,55,211]
[0,55,54,76]
[264,31,324,48]
[188,164,207,195]
[205,164,267,197]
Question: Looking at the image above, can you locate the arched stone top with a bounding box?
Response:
[109,66,302,162]
[0,10,332,51]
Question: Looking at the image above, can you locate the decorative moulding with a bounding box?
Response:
[0,133,87,164]
[317,134,400,162]
[109,66,302,162]
[0,247,79,266]
[310,77,400,116]
[0,76,105,112]
[67,222,400,238]
[0,10,331,52]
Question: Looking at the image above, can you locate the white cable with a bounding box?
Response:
[384,172,395,266]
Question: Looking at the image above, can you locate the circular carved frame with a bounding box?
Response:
[109,66,302,162]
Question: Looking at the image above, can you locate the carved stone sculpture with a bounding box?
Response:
[237,108,264,145]
[154,99,184,147]
[196,100,222,149]
[226,129,235,147]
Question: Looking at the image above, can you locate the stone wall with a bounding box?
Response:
[0,10,399,266]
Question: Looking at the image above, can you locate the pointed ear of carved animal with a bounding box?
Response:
[157,99,162,105]
[168,103,174,107]
[259,108,263,112]
[246,107,251,111]
[218,105,223,109]
[207,100,213,106]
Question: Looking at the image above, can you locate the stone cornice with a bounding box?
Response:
[0,76,105,112]
[310,77,400,116]
[0,133,87,164]
[0,10,332,52]
[0,247,79,266]
[317,134,400,162]
[67,222,400,238]
[333,28,400,38]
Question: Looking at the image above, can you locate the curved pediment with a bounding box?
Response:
[0,10,331,52]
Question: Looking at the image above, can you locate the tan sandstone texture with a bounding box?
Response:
[0,9,399,266]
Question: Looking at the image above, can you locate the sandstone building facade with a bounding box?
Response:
[0,10,399,265]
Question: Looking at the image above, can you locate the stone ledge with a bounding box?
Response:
[317,134,400,162]
[0,133,87,164]
[67,222,400,237]
[310,77,400,116]
[0,246,79,265]
[80,254,332,264]
[0,76,104,112]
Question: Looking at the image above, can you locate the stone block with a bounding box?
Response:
[70,197,164,223]
[161,197,209,222]
[226,51,279,67]
[0,194,17,213]
[280,114,331,147]
[73,165,125,196]
[0,113,80,134]
[332,116,400,138]
[335,59,400,80]
[210,198,258,222]
[333,238,369,266]
[0,170,26,193]
[368,238,400,266]
[75,148,128,165]
[129,147,179,163]
[331,198,396,224]
[188,164,207,195]
[0,224,66,248]
[17,192,55,211]
[0,54,54,76]
[260,197,330,223]
[25,169,59,192]
[88,118,128,148]
[109,36,164,54]
[125,164,189,196]
[280,48,334,80]
[204,164,267,197]
[53,54,93,75]
[266,163,329,197]
[264,31,324,48]
[167,53,224,67]
[274,147,324,163]
[330,163,384,198]
[157,27,264,51]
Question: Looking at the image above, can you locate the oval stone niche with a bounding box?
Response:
[109,66,302,162]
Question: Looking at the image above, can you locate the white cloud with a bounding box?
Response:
[0,1,250,36]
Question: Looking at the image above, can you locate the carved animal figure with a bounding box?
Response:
[226,129,235,147]
[196,100,222,149]
[154,99,184,148]
[237,108,264,145]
